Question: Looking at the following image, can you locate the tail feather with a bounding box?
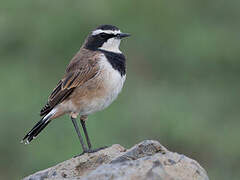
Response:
[22,112,54,144]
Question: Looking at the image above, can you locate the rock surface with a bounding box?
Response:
[23,140,209,180]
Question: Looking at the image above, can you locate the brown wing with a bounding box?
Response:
[40,49,99,117]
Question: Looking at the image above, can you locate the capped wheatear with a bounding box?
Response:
[22,24,130,155]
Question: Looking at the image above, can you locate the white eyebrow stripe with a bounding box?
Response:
[92,29,121,36]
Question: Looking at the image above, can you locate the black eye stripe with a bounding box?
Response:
[99,33,116,39]
[85,32,119,50]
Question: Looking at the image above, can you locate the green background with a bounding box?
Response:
[0,0,240,179]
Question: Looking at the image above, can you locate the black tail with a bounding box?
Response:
[22,114,53,144]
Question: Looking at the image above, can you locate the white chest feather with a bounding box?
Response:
[97,56,126,110]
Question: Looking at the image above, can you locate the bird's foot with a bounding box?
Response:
[86,146,108,153]
[74,146,108,158]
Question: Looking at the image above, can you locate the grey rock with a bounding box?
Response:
[23,140,209,180]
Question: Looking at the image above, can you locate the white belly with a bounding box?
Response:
[81,56,126,115]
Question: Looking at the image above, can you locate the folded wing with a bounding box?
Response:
[40,54,99,117]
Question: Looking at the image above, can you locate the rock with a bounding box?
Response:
[23,140,209,180]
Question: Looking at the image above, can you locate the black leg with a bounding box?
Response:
[71,117,87,153]
[80,119,92,150]
[80,116,108,153]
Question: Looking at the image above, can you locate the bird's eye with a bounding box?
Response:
[100,33,108,39]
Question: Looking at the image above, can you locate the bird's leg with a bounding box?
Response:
[80,115,92,150]
[71,117,88,153]
[80,115,108,153]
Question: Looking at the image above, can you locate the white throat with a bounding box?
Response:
[99,38,122,53]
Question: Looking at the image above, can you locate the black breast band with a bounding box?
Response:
[99,49,126,76]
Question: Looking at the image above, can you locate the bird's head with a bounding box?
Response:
[84,24,130,53]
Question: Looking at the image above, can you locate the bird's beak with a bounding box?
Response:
[119,33,131,39]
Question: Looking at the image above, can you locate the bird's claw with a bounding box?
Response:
[74,146,108,158]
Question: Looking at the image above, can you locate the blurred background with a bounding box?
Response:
[0,0,240,179]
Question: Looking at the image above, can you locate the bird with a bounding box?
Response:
[22,24,130,155]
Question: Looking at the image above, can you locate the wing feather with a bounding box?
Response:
[40,50,99,117]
